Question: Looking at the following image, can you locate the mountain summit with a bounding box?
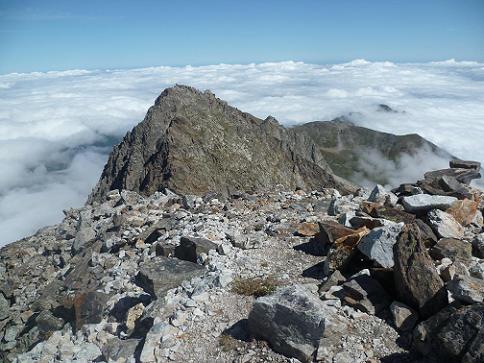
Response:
[89,85,449,203]
[88,85,356,202]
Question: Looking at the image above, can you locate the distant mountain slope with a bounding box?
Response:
[89,85,451,202]
[292,119,452,185]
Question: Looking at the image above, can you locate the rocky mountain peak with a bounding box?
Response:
[88,86,357,204]
[89,86,452,205]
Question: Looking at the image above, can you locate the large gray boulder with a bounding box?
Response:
[248,285,348,362]
[357,222,404,268]
[401,194,457,214]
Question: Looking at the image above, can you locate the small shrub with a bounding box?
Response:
[231,276,280,297]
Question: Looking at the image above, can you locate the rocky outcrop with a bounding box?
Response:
[88,85,452,203]
[88,85,356,203]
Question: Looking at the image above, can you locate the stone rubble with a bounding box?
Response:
[1,160,483,363]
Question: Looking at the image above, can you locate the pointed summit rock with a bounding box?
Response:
[89,85,356,202]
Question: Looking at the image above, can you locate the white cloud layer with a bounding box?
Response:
[1,60,483,245]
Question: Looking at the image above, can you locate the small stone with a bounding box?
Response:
[135,257,205,298]
[126,303,144,334]
[74,342,102,361]
[368,184,398,206]
[440,261,469,282]
[389,301,418,332]
[294,222,319,237]
[338,274,391,315]
[472,233,484,258]
[0,293,10,320]
[445,199,479,226]
[318,270,346,294]
[102,338,140,362]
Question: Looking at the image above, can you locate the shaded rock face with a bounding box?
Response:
[393,224,448,318]
[414,303,484,363]
[88,85,356,203]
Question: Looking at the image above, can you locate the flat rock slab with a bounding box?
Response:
[135,257,205,298]
[449,159,481,170]
[402,194,457,214]
[248,285,348,363]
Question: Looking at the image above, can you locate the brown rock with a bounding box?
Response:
[324,227,369,274]
[318,220,357,244]
[429,238,472,262]
[393,224,448,318]
[372,206,416,224]
[295,223,320,237]
[445,199,479,226]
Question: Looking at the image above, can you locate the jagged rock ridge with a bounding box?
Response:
[89,85,450,203]
[89,85,355,203]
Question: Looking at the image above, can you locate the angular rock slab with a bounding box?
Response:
[446,199,479,226]
[449,159,481,170]
[390,301,418,332]
[413,303,484,363]
[402,194,457,214]
[357,222,404,268]
[135,257,205,298]
[429,238,472,262]
[72,291,110,330]
[248,285,348,363]
[427,209,464,239]
[393,224,448,318]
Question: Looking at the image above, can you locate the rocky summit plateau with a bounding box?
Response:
[1,85,484,363]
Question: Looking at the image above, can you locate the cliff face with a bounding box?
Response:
[89,85,451,203]
[88,85,355,203]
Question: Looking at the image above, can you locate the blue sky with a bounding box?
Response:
[0,0,483,73]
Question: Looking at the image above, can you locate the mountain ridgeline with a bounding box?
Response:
[88,85,449,203]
